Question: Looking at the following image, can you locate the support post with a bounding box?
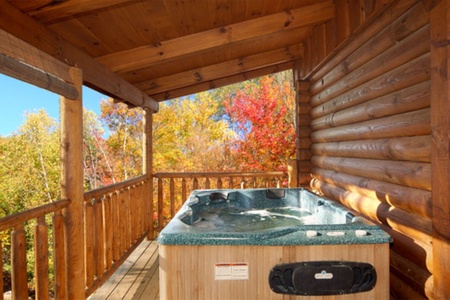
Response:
[292,64,312,187]
[60,67,85,299]
[143,109,154,239]
[430,1,450,298]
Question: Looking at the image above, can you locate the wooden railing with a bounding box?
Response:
[0,199,70,300]
[0,175,150,299]
[0,171,288,299]
[83,175,149,297]
[152,171,288,231]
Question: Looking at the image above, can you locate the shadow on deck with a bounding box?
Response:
[89,240,159,300]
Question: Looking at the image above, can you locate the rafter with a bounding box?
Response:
[150,62,295,101]
[96,1,335,73]
[136,45,303,95]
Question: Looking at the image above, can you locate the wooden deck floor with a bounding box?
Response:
[89,239,159,300]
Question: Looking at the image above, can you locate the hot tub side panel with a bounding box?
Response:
[159,243,389,300]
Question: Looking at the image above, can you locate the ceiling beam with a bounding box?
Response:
[0,1,158,112]
[136,45,303,95]
[150,62,295,101]
[96,1,335,73]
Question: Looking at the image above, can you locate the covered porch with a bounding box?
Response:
[0,0,450,299]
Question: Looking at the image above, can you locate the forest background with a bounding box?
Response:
[0,70,296,287]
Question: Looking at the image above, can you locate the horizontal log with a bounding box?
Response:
[153,171,286,179]
[310,52,430,119]
[0,28,74,86]
[390,249,433,298]
[310,0,422,83]
[311,81,430,131]
[311,178,389,223]
[311,167,432,218]
[311,156,431,190]
[390,272,428,300]
[385,206,432,244]
[310,178,432,244]
[311,108,431,143]
[0,199,70,231]
[84,174,147,201]
[311,135,431,163]
[311,179,433,271]
[311,23,429,106]
[0,52,79,99]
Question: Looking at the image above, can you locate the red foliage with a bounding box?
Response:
[224,76,296,172]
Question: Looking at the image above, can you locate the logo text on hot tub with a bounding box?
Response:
[314,270,333,279]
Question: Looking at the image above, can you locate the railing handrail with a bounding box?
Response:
[84,174,148,200]
[0,199,70,231]
[153,171,286,179]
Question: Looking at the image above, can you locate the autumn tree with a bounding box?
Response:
[0,109,60,216]
[153,92,235,172]
[224,71,296,172]
[83,109,115,189]
[100,98,144,181]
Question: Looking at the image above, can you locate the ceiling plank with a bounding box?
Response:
[96,1,335,73]
[137,45,303,95]
[0,1,158,111]
[150,62,294,101]
[23,0,135,24]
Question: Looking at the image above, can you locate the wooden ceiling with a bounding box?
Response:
[4,0,335,107]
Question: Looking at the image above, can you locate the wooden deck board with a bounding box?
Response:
[89,239,159,300]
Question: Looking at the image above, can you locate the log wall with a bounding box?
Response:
[301,0,434,298]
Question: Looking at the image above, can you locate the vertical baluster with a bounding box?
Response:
[53,210,66,300]
[130,186,137,242]
[277,177,281,188]
[181,178,187,202]
[125,187,131,248]
[35,216,49,300]
[158,178,164,230]
[85,201,95,287]
[205,177,210,189]
[251,177,257,188]
[228,177,233,188]
[104,194,113,270]
[94,197,105,278]
[193,177,199,190]
[265,178,270,188]
[170,178,175,218]
[135,183,141,235]
[141,182,146,234]
[111,191,120,262]
[240,177,246,189]
[11,224,28,300]
[217,177,222,189]
[118,189,126,256]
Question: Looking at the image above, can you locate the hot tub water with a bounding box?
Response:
[193,206,315,231]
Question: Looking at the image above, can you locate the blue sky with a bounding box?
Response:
[0,73,108,136]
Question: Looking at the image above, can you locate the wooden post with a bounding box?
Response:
[60,67,85,299]
[144,109,154,239]
[430,1,450,298]
[287,159,298,187]
[293,64,312,187]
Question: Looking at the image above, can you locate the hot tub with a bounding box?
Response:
[158,188,391,299]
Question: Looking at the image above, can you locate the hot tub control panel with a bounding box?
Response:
[268,261,377,295]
